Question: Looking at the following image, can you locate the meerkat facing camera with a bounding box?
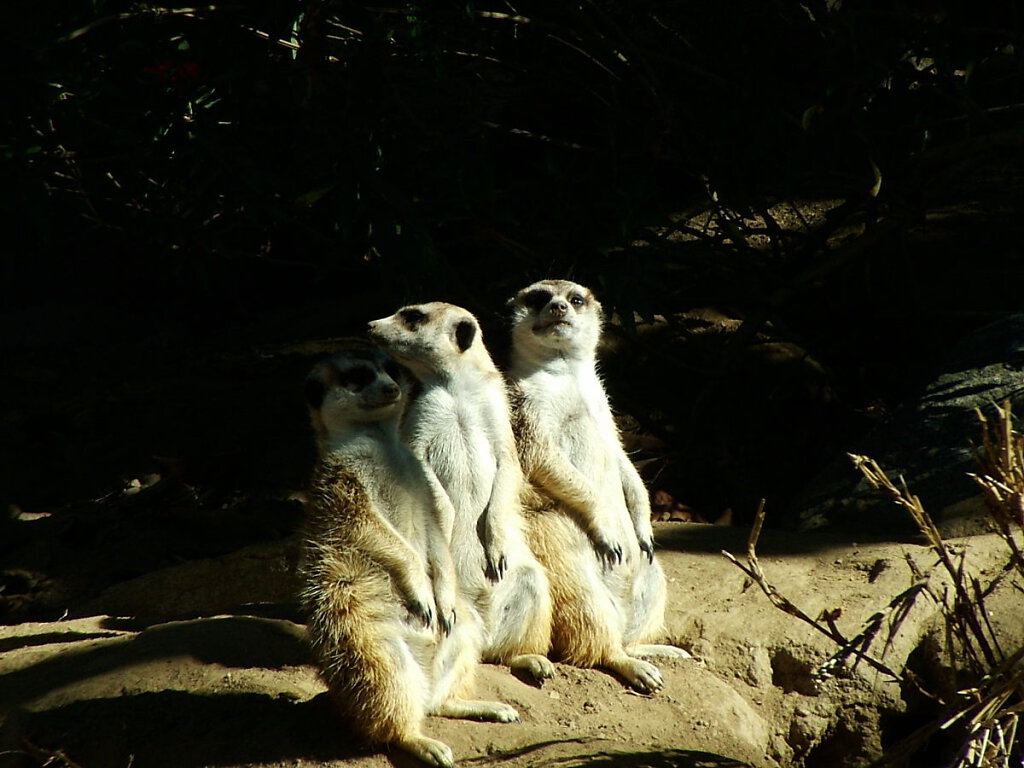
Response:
[300,347,518,768]
[507,279,689,694]
[368,303,555,684]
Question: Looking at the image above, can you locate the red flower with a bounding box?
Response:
[144,60,200,86]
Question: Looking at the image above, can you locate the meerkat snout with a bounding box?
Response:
[545,298,569,322]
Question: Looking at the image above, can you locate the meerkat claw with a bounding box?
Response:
[438,610,454,637]
[639,539,655,563]
[408,602,433,628]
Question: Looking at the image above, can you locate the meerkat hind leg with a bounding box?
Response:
[485,562,556,683]
[396,736,456,768]
[435,697,520,722]
[507,653,556,683]
[627,643,692,660]
[604,653,665,694]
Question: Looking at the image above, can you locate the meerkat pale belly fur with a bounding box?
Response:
[368,303,554,683]
[300,348,518,768]
[507,279,689,694]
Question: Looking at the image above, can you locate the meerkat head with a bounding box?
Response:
[508,279,603,360]
[305,348,409,447]
[367,302,495,379]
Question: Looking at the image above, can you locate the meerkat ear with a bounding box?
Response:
[454,319,477,352]
[304,371,327,409]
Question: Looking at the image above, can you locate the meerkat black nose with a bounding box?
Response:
[549,300,569,317]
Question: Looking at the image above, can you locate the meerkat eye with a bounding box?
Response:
[336,366,375,391]
[399,308,428,328]
[522,289,553,312]
[569,293,586,307]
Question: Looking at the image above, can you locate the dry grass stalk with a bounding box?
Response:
[970,401,1024,583]
[723,403,1024,767]
[721,500,913,685]
[849,454,1001,675]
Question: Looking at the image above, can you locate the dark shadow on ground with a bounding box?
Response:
[463,743,752,768]
[0,690,357,768]
[0,615,309,710]
[654,520,906,558]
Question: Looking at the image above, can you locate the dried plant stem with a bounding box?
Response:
[721,500,909,683]
[971,401,1024,583]
[850,454,1001,673]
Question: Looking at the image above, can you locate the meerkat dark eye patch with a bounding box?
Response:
[304,376,326,409]
[454,319,476,352]
[399,308,428,328]
[569,293,586,307]
[335,366,376,391]
[521,289,553,312]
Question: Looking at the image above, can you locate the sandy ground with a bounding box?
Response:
[3,514,1020,768]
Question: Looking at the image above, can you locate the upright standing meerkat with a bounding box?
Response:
[368,303,555,684]
[506,279,689,694]
[300,347,518,768]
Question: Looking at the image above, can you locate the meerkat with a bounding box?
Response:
[368,303,555,684]
[300,347,518,768]
[506,279,690,694]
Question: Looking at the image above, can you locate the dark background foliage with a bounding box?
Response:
[2,0,1023,518]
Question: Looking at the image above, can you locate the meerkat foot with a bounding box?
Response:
[606,656,664,694]
[436,698,520,723]
[627,643,692,660]
[509,653,556,683]
[397,736,455,768]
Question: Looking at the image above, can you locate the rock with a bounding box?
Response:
[795,314,1024,536]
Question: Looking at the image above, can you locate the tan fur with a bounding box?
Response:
[302,461,433,747]
[368,303,554,683]
[507,280,690,694]
[299,348,518,768]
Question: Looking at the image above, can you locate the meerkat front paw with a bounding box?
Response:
[434,588,457,636]
[405,595,434,629]
[403,577,437,629]
[484,550,508,582]
[434,606,454,638]
[482,521,509,582]
[631,516,656,564]
[591,535,624,569]
[638,537,655,564]
[437,608,456,637]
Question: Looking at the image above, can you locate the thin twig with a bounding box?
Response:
[721,500,908,683]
